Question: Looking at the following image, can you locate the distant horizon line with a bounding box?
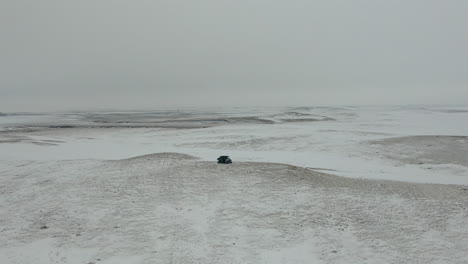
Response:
[2,103,468,114]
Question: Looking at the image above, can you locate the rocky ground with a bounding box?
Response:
[1,153,467,264]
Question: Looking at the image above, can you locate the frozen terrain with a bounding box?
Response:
[1,106,468,184]
[1,106,468,263]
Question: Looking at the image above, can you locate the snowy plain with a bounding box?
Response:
[1,106,468,263]
[1,106,467,184]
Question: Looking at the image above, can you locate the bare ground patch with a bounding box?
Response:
[368,135,468,167]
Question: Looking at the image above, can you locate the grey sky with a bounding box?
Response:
[1,0,467,111]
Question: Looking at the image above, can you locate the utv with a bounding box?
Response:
[217,156,232,164]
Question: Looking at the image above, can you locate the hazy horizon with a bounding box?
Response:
[1,0,467,111]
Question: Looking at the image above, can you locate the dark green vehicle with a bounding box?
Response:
[217,156,232,164]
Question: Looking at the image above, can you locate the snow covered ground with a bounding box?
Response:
[1,106,468,184]
[1,106,468,263]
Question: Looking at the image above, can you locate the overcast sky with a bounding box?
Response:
[1,0,467,111]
